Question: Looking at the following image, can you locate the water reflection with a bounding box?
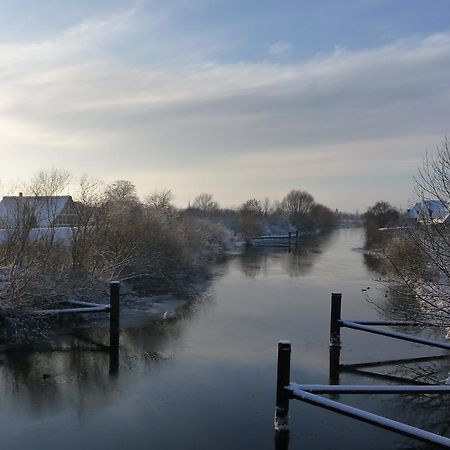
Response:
[0,287,217,419]
[1,346,114,418]
[274,431,289,450]
[237,232,334,278]
[362,252,386,274]
[0,229,449,450]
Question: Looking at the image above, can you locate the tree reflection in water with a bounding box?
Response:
[0,288,215,419]
[237,232,334,279]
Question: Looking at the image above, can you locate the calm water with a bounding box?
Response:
[0,228,449,450]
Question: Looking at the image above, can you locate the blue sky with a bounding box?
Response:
[0,0,449,210]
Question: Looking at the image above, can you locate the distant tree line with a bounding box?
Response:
[185,189,337,242]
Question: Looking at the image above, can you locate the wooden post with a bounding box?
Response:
[109,281,120,374]
[330,293,342,348]
[274,340,291,432]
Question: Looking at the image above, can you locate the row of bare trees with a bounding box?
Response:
[0,172,232,343]
[187,190,336,242]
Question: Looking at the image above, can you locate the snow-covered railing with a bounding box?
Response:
[274,340,450,448]
[35,281,121,374]
[35,301,111,315]
[252,234,292,239]
[252,231,299,247]
[274,293,450,447]
[330,293,450,352]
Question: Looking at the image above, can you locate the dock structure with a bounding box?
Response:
[252,231,299,247]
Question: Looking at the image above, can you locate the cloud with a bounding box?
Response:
[0,11,449,209]
[268,40,293,58]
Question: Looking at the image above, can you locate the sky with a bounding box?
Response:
[0,0,449,212]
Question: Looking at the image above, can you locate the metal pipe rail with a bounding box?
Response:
[340,367,433,385]
[35,305,110,315]
[67,299,110,308]
[287,383,450,394]
[349,320,442,327]
[341,353,450,370]
[288,386,450,448]
[252,235,291,239]
[340,320,450,350]
[274,340,450,448]
[33,282,121,375]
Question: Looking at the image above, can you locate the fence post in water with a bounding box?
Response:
[329,345,341,385]
[329,293,342,385]
[109,281,120,374]
[274,340,291,432]
[330,293,342,348]
[329,293,342,384]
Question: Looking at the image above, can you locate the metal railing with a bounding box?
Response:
[274,293,450,448]
[34,281,121,374]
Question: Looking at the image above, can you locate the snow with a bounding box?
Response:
[408,199,450,223]
[0,195,72,228]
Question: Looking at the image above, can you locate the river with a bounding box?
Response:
[0,228,449,449]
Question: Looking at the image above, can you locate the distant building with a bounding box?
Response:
[0,194,77,229]
[408,199,450,224]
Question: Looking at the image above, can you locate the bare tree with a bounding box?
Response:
[281,189,315,229]
[145,189,174,213]
[374,139,450,327]
[192,193,219,216]
[70,175,103,271]
[28,168,71,197]
[363,201,400,248]
[261,197,271,217]
[0,171,232,344]
[239,198,263,243]
[104,180,139,207]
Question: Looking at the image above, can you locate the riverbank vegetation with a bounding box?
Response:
[363,139,450,327]
[0,173,232,344]
[0,171,337,344]
[185,189,337,243]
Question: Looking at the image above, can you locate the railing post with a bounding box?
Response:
[274,340,291,432]
[109,281,120,374]
[274,431,290,450]
[329,293,342,385]
[330,293,342,348]
[329,345,341,385]
[295,230,299,246]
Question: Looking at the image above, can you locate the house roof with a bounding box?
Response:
[408,199,450,223]
[0,195,73,228]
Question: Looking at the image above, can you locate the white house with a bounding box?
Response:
[0,194,77,229]
[0,195,77,244]
[408,199,450,224]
